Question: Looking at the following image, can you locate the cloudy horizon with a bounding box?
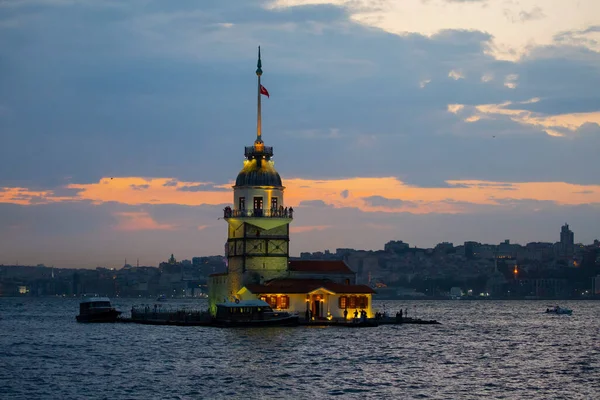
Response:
[1,0,599,268]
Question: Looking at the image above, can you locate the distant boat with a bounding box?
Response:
[545,305,573,315]
[76,296,121,323]
[156,295,168,302]
[214,299,299,327]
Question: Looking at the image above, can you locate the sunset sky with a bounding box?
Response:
[1,0,599,268]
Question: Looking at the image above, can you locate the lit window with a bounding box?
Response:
[358,296,368,309]
[338,296,347,309]
[239,197,245,211]
[349,296,356,308]
[277,295,289,309]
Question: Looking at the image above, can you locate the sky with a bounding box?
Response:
[0,0,599,268]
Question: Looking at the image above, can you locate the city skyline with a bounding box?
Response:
[1,0,600,268]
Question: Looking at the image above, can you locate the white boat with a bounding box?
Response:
[545,305,573,315]
[214,299,299,327]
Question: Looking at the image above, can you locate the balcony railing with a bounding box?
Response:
[245,146,273,157]
[223,207,293,219]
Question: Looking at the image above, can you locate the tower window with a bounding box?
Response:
[271,197,278,211]
[239,197,245,211]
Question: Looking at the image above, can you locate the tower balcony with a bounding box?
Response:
[245,146,273,158]
[223,207,293,219]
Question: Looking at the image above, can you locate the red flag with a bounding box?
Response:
[260,84,270,98]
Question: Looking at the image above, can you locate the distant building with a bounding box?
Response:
[464,241,479,259]
[434,242,454,254]
[335,248,355,257]
[384,240,410,253]
[559,223,575,258]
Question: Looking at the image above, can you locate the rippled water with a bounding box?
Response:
[1,298,598,399]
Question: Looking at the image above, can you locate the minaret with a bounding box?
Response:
[210,47,293,311]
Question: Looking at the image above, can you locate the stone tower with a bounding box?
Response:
[209,47,293,312]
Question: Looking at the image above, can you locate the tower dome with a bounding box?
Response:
[235,161,282,187]
[235,142,282,187]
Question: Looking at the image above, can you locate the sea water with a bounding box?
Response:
[1,298,598,399]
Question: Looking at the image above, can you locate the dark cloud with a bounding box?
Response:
[340,189,349,199]
[130,184,150,191]
[503,7,546,23]
[518,7,545,22]
[50,187,84,197]
[362,195,417,208]
[503,97,600,115]
[298,200,329,208]
[1,0,598,189]
[177,184,228,192]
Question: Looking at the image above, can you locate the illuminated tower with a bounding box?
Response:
[220,47,293,303]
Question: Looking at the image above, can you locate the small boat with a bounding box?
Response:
[156,294,168,302]
[545,305,573,315]
[214,299,299,327]
[76,296,122,322]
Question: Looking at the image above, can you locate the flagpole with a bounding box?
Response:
[256,46,262,142]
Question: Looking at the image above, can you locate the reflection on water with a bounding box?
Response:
[1,298,598,399]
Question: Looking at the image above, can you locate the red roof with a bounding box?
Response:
[244,279,375,295]
[288,260,354,274]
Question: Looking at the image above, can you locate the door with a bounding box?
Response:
[253,197,263,217]
[313,300,320,319]
[271,197,278,213]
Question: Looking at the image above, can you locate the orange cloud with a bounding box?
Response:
[113,211,175,231]
[2,177,600,215]
[0,187,74,205]
[450,99,600,137]
[69,177,230,206]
